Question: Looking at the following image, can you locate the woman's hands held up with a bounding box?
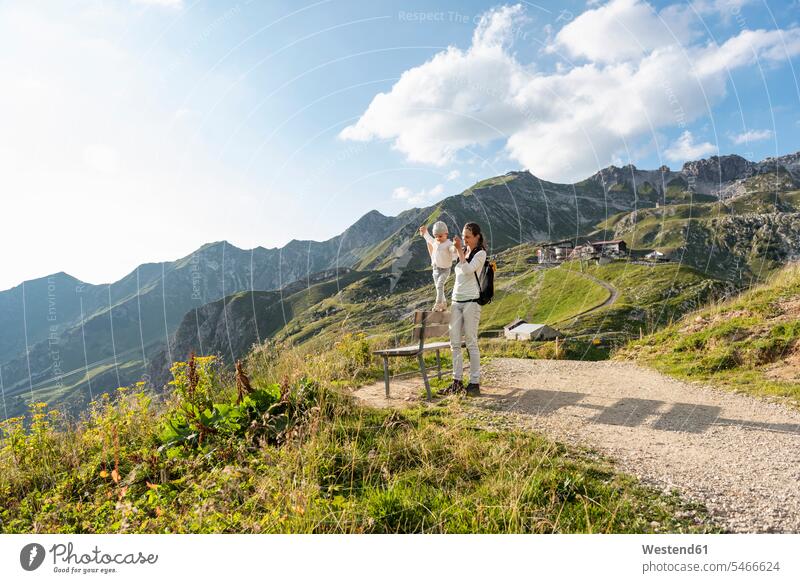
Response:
[453,235,466,263]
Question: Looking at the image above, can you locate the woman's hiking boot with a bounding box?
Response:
[441,379,464,395]
[465,383,480,396]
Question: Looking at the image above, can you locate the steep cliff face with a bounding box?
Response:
[146,269,371,389]
[681,154,755,187]
[707,213,800,268]
[609,183,800,281]
[584,163,682,197]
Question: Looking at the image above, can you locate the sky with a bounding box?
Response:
[1,0,799,290]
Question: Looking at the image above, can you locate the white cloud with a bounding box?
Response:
[731,128,774,144]
[392,184,445,205]
[549,0,693,63]
[341,0,800,182]
[445,169,461,181]
[471,4,527,50]
[339,5,530,167]
[694,27,800,76]
[665,131,716,161]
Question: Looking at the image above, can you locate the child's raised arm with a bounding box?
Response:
[419,225,434,258]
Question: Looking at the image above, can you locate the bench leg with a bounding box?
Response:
[418,353,431,400]
[382,356,390,398]
[436,349,441,380]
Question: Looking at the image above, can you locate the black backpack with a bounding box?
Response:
[469,250,495,305]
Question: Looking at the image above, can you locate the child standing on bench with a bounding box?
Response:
[419,221,457,312]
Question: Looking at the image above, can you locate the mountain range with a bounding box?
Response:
[2,149,799,421]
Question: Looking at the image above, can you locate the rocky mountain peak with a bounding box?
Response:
[587,164,641,188]
[759,151,800,177]
[350,209,389,228]
[680,154,753,184]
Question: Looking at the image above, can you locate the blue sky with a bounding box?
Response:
[1,0,799,289]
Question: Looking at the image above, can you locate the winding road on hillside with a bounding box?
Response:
[552,269,619,324]
[353,358,800,533]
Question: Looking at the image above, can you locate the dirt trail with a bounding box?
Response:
[352,358,800,533]
[557,269,619,321]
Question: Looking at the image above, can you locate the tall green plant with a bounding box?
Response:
[158,354,321,457]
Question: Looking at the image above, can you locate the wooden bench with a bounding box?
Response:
[373,310,463,400]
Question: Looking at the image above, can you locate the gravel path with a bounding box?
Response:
[480,358,800,533]
[353,358,800,533]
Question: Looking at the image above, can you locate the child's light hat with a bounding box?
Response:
[432,221,448,235]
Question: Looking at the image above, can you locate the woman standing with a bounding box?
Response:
[444,222,487,396]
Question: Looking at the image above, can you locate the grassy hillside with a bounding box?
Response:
[615,263,800,405]
[479,268,610,331]
[556,260,728,339]
[0,348,718,534]
[160,247,727,378]
[266,262,618,352]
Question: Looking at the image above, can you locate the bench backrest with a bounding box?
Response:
[412,310,450,346]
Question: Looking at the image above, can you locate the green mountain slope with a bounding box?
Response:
[147,269,372,389]
[0,215,406,417]
[0,272,103,364]
[615,262,800,405]
[477,267,611,331]
[357,169,671,274]
[601,176,800,281]
[557,260,728,339]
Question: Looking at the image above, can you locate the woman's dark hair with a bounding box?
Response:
[464,222,487,260]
